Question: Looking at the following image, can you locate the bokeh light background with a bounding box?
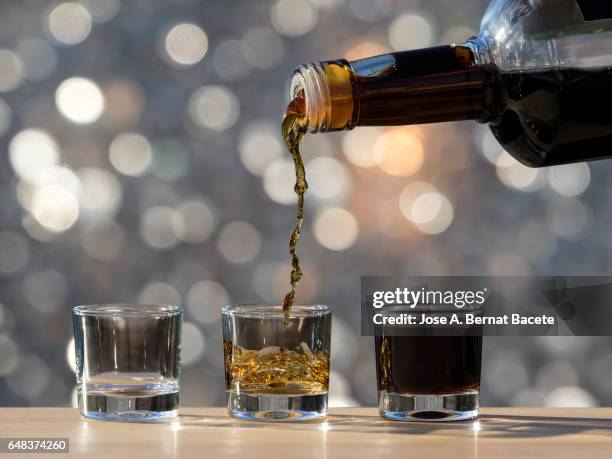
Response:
[0,0,610,409]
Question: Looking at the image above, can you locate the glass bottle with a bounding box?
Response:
[289,0,612,167]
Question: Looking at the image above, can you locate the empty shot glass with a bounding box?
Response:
[223,304,332,421]
[72,304,182,421]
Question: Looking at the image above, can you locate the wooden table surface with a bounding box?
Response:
[1,407,611,458]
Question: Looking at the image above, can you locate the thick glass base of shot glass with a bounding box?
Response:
[378,391,478,422]
[227,390,328,421]
[78,377,179,422]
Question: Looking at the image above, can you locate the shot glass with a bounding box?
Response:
[72,304,182,421]
[222,304,331,421]
[375,335,482,421]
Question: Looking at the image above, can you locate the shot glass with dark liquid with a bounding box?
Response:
[375,333,482,422]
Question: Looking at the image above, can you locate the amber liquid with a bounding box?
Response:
[281,94,308,315]
[224,339,329,394]
[375,336,482,394]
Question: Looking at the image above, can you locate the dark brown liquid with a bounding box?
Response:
[348,45,488,126]
[281,94,308,315]
[492,68,612,167]
[375,336,482,394]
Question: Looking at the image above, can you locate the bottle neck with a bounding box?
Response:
[290,61,357,133]
[290,44,496,133]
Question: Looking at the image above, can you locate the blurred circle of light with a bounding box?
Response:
[263,158,298,205]
[307,157,351,201]
[345,41,389,61]
[214,39,253,81]
[80,219,126,261]
[548,163,591,197]
[175,200,216,244]
[388,13,433,51]
[18,167,81,212]
[441,26,477,45]
[544,386,597,407]
[78,0,121,23]
[546,198,592,241]
[496,152,546,192]
[140,206,183,250]
[399,183,454,235]
[181,321,206,366]
[16,38,57,82]
[103,79,145,128]
[0,98,11,137]
[188,85,239,131]
[374,128,424,176]
[24,269,68,313]
[48,3,92,46]
[536,360,578,392]
[151,139,189,181]
[348,0,392,22]
[9,129,60,181]
[66,338,76,373]
[186,280,230,323]
[77,168,123,218]
[239,120,283,176]
[271,0,319,37]
[109,132,153,176]
[7,355,51,400]
[479,129,504,164]
[0,231,30,275]
[55,77,105,124]
[409,192,443,225]
[342,127,381,167]
[21,215,58,243]
[0,335,18,376]
[21,216,58,243]
[0,49,24,92]
[217,221,261,264]
[164,23,208,66]
[31,185,79,232]
[139,282,181,305]
[313,207,359,251]
[241,27,285,70]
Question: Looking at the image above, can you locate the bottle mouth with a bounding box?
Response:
[289,60,355,133]
[290,63,333,133]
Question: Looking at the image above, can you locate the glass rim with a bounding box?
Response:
[221,304,331,318]
[73,303,183,317]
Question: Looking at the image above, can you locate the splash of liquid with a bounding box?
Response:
[281,93,308,316]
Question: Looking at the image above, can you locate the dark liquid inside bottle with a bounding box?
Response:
[492,67,612,167]
[297,46,612,168]
[375,336,482,394]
